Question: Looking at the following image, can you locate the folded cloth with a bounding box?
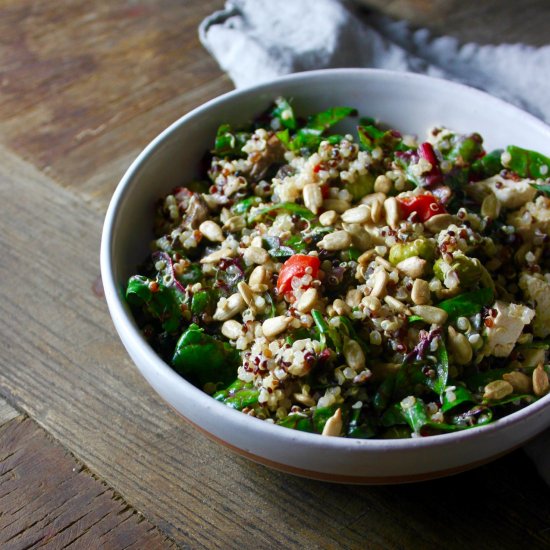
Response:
[199,0,550,482]
[199,0,550,123]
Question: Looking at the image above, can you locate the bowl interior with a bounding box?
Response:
[102,69,550,479]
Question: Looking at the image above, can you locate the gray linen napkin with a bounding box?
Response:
[199,0,550,482]
[199,0,550,122]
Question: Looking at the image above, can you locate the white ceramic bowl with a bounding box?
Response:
[101,69,550,483]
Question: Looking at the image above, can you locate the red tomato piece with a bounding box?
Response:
[397,194,446,223]
[418,142,443,185]
[276,254,320,295]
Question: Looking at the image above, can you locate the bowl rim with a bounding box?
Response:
[100,67,550,455]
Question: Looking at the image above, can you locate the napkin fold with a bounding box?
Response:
[199,0,549,482]
[199,0,550,122]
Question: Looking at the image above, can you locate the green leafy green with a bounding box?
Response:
[285,234,308,253]
[346,407,377,438]
[275,103,357,152]
[178,263,203,285]
[407,315,425,324]
[373,375,395,413]
[190,289,217,316]
[249,201,315,222]
[213,124,250,156]
[531,183,550,195]
[126,275,182,332]
[311,309,343,353]
[277,405,341,434]
[397,397,493,434]
[440,385,474,413]
[437,287,494,321]
[306,106,357,132]
[506,145,550,179]
[357,124,409,154]
[464,368,511,391]
[471,148,503,178]
[426,337,449,399]
[271,97,297,130]
[445,133,484,164]
[214,379,260,410]
[232,196,262,215]
[172,324,240,388]
[399,398,429,434]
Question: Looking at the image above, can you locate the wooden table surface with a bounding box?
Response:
[1,1,549,548]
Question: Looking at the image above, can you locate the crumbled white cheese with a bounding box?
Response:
[477,175,536,209]
[484,300,535,357]
[519,273,550,338]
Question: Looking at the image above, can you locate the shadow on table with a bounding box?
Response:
[236,449,549,549]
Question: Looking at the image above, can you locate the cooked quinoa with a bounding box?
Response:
[126,97,550,438]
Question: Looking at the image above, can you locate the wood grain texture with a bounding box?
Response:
[0,0,232,205]
[0,1,549,549]
[353,0,550,46]
[0,148,548,549]
[0,397,20,427]
[0,416,173,549]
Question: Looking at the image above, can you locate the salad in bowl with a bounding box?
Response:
[125,96,550,440]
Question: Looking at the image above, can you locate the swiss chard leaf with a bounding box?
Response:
[400,397,492,434]
[506,145,550,179]
[445,133,484,164]
[358,124,410,153]
[483,394,534,406]
[249,201,315,222]
[214,379,260,410]
[531,183,550,196]
[407,315,425,324]
[126,275,183,333]
[346,407,378,438]
[311,309,343,353]
[373,375,396,413]
[437,287,494,321]
[464,368,511,391]
[471,148,503,179]
[271,97,297,130]
[285,234,308,253]
[232,196,262,215]
[190,289,217,316]
[290,128,323,151]
[306,106,357,132]
[213,124,250,156]
[441,385,474,413]
[172,324,240,388]
[426,336,449,399]
[277,103,357,152]
[276,405,341,434]
[399,398,429,434]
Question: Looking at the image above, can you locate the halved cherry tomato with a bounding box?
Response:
[276,254,320,295]
[397,193,446,222]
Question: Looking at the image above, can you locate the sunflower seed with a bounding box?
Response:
[321,408,343,437]
[533,364,549,397]
[262,315,292,339]
[410,305,448,325]
[483,380,513,400]
[317,230,351,251]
